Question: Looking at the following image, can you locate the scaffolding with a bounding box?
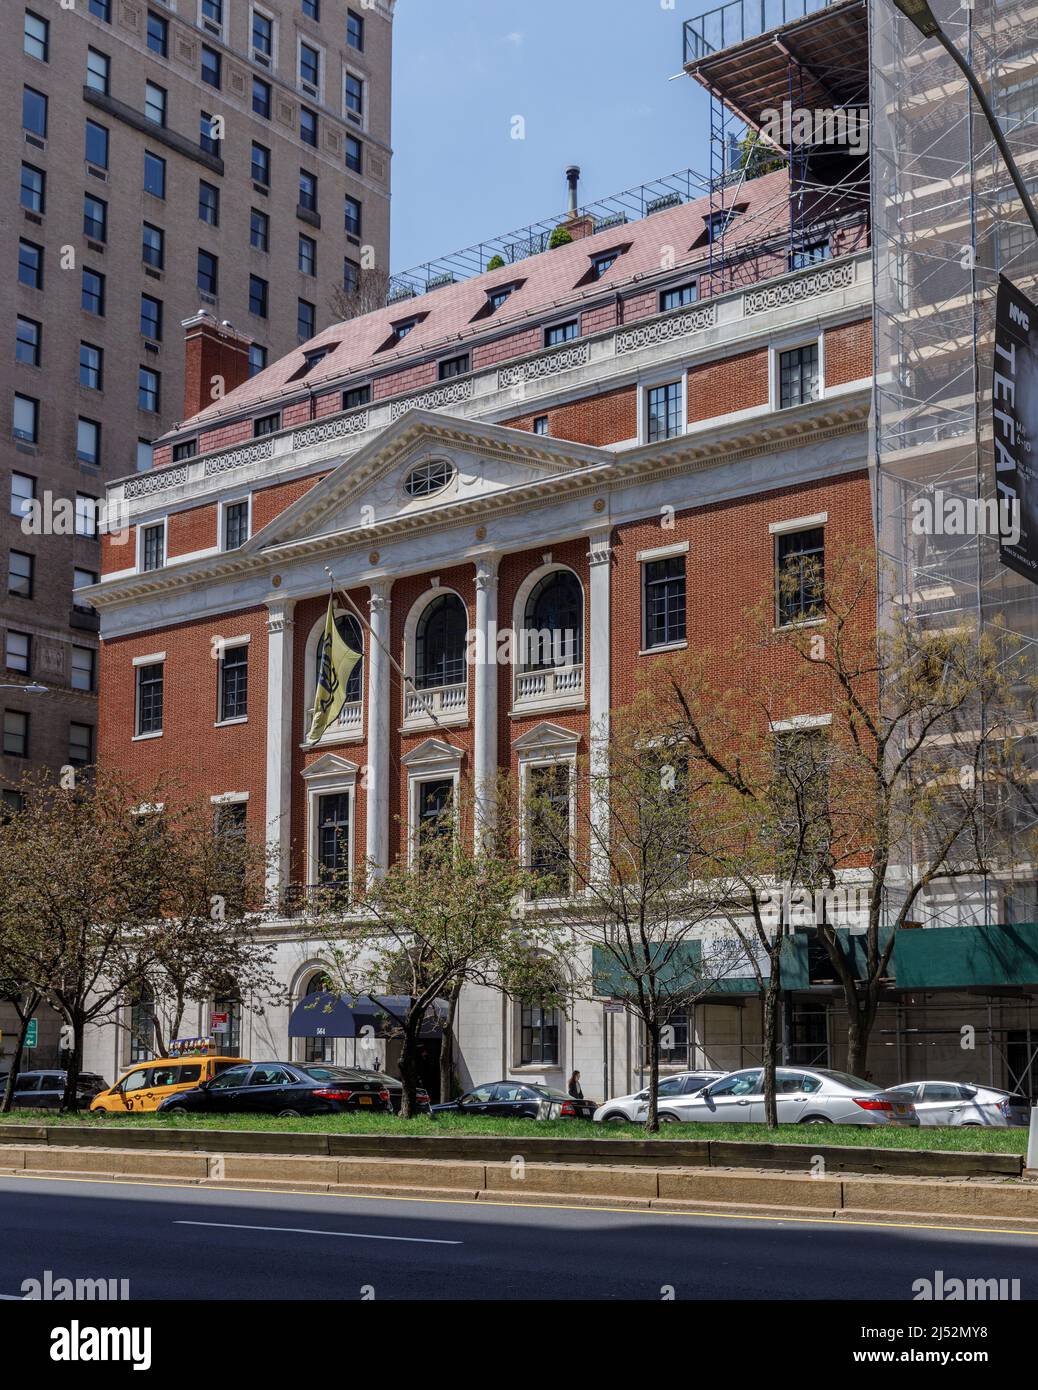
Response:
[870,0,1038,928]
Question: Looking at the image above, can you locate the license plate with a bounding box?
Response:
[894,1104,909,1116]
[358,1095,373,1105]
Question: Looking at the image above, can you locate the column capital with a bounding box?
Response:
[368,579,392,613]
[266,598,296,634]
[474,552,501,591]
[587,539,612,567]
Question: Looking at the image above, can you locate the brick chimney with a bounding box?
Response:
[181,311,252,420]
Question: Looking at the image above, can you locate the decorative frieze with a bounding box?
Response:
[203,438,276,478]
[390,380,474,420]
[123,466,189,499]
[615,304,716,355]
[498,342,591,389]
[293,412,370,449]
[743,261,855,316]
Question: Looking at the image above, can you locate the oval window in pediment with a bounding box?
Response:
[404,458,454,499]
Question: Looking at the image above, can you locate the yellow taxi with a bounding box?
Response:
[89,1056,249,1114]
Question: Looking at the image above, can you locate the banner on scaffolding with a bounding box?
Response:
[994,275,1038,582]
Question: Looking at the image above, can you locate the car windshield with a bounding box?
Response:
[814,1069,879,1092]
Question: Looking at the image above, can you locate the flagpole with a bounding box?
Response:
[322,564,450,735]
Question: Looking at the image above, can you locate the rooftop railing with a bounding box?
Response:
[683,0,839,62]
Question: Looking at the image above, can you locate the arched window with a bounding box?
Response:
[522,570,583,671]
[415,594,466,689]
[316,614,363,706]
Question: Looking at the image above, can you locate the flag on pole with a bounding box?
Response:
[306,596,361,743]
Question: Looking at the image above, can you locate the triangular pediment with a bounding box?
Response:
[300,753,359,782]
[247,410,613,555]
[401,737,465,771]
[512,721,582,754]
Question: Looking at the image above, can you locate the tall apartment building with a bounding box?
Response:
[1,0,393,801]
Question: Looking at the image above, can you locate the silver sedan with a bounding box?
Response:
[635,1066,918,1126]
[593,1071,724,1123]
[886,1081,1030,1128]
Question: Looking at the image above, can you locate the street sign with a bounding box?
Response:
[25,1019,37,1049]
[210,1012,229,1034]
[602,1001,625,1015]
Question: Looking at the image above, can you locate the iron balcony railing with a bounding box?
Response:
[683,0,838,62]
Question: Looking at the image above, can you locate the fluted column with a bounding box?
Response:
[365,580,392,880]
[473,553,500,848]
[264,598,296,905]
[587,531,612,882]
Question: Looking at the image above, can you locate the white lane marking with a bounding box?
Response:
[174,1219,461,1245]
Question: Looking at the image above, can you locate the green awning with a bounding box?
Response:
[893,922,1038,990]
[592,941,703,999]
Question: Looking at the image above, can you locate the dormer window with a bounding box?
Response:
[393,319,417,343]
[376,312,429,353]
[488,286,513,312]
[590,251,619,281]
[289,345,336,382]
[701,206,745,245]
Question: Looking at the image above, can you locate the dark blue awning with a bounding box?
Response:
[288,991,448,1040]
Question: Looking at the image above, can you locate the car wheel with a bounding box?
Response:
[800,1115,833,1125]
[658,1113,680,1124]
[164,1104,188,1115]
[277,1108,302,1118]
[602,1112,629,1124]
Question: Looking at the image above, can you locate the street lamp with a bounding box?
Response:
[891,0,1038,239]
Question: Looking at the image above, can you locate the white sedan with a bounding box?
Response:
[886,1081,1030,1127]
[593,1071,723,1123]
[635,1066,918,1126]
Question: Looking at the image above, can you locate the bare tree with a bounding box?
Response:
[329,266,391,322]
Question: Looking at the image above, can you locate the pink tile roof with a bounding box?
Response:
[180,169,793,432]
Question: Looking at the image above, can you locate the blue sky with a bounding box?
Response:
[389,0,715,274]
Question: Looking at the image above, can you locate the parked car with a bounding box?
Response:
[594,1071,724,1123]
[0,1070,107,1111]
[432,1080,597,1121]
[90,1056,247,1115]
[886,1081,1030,1128]
[298,1064,431,1114]
[157,1062,392,1117]
[636,1067,918,1126]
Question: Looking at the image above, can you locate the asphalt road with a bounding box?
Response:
[0,1173,1036,1301]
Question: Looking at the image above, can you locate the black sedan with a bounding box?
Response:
[431,1080,597,1121]
[157,1062,392,1117]
[303,1064,431,1113]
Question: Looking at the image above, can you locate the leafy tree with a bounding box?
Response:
[549,225,574,249]
[486,254,506,272]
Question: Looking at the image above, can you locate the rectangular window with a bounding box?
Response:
[23,87,47,138]
[197,250,218,295]
[343,384,370,410]
[19,241,43,290]
[71,646,96,693]
[13,394,39,444]
[439,354,469,380]
[520,1003,559,1067]
[74,568,98,610]
[344,134,362,174]
[545,319,578,347]
[647,381,682,442]
[10,474,35,521]
[20,164,45,215]
[252,10,274,62]
[86,48,111,94]
[643,556,687,649]
[250,209,269,251]
[254,413,280,437]
[299,41,320,92]
[144,152,166,198]
[140,294,163,342]
[172,440,197,462]
[3,712,29,759]
[198,180,219,227]
[147,12,168,57]
[533,415,549,436]
[527,764,572,898]
[344,72,364,122]
[300,107,318,148]
[85,120,109,169]
[138,368,160,413]
[776,527,825,625]
[791,240,831,271]
[79,343,103,390]
[343,258,360,295]
[299,170,318,211]
[252,76,271,118]
[347,10,364,50]
[219,645,248,721]
[137,440,153,472]
[249,275,268,318]
[69,723,94,767]
[17,318,42,368]
[297,299,315,341]
[75,494,99,537]
[202,0,224,28]
[344,195,361,238]
[661,282,698,311]
[89,0,111,19]
[6,631,30,675]
[298,235,316,276]
[201,46,222,88]
[82,268,105,315]
[142,223,164,269]
[223,501,249,550]
[200,110,220,155]
[317,792,350,886]
[77,418,101,466]
[136,663,164,736]
[141,523,165,572]
[8,550,34,599]
[303,0,320,17]
[778,343,820,409]
[84,194,107,242]
[248,345,267,377]
[145,82,167,126]
[251,142,270,186]
[24,11,49,62]
[416,779,454,861]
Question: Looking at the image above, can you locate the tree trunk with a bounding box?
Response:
[60,1013,85,1114]
[397,1017,423,1119]
[438,981,462,1105]
[643,1016,661,1135]
[845,998,869,1078]
[0,1002,37,1115]
[761,956,782,1128]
